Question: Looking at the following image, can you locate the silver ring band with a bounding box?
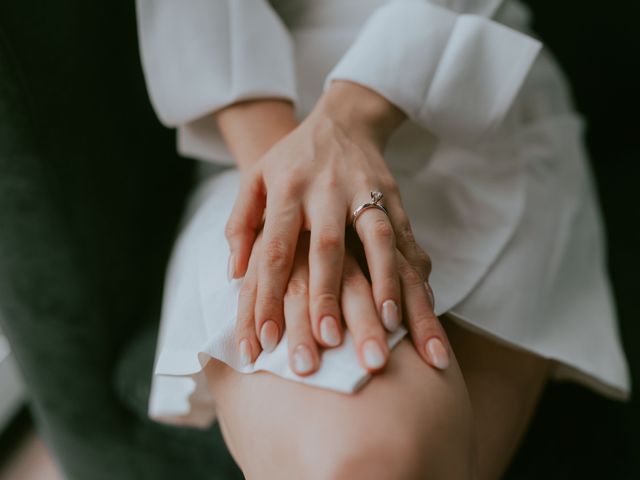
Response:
[352,191,389,229]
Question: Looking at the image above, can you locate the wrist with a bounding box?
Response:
[314,80,406,149]
[215,99,298,170]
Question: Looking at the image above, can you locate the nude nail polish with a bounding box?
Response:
[239,339,252,366]
[292,345,314,375]
[362,339,386,369]
[319,316,341,347]
[227,254,235,282]
[425,337,449,370]
[382,299,400,331]
[260,320,279,353]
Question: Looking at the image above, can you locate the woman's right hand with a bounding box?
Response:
[235,230,451,374]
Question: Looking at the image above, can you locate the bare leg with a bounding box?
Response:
[205,338,474,479]
[443,316,550,480]
[204,315,549,479]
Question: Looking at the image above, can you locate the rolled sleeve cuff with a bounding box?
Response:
[323,1,541,144]
[136,0,297,128]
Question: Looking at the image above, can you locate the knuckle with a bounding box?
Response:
[382,178,400,196]
[411,312,440,336]
[239,171,261,198]
[262,238,290,270]
[313,292,339,308]
[396,222,416,246]
[353,171,370,190]
[375,277,399,298]
[314,230,343,253]
[415,248,432,274]
[224,219,244,240]
[320,171,341,190]
[238,282,257,302]
[415,246,431,266]
[405,246,431,281]
[286,277,309,298]
[235,319,254,337]
[400,265,423,289]
[256,293,282,317]
[235,305,255,332]
[371,218,394,241]
[278,174,304,197]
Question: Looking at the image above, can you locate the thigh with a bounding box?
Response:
[204,318,549,480]
[443,314,551,480]
[204,339,475,480]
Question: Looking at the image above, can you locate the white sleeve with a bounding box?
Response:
[323,0,542,144]
[136,0,297,164]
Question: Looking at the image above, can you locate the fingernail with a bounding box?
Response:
[319,316,341,347]
[227,254,236,282]
[362,339,386,369]
[292,345,314,375]
[239,339,252,366]
[259,320,279,353]
[425,337,449,370]
[382,299,400,331]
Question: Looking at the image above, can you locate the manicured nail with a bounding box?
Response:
[382,299,400,331]
[362,339,386,369]
[227,254,235,282]
[259,320,279,353]
[239,339,252,366]
[292,345,314,375]
[425,337,449,370]
[319,316,341,347]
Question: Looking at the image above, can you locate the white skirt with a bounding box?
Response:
[147,2,630,428]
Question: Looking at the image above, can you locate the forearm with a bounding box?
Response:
[215,99,299,170]
[215,82,406,171]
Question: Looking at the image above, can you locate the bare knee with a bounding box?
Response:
[302,385,475,480]
[209,340,476,480]
[307,425,474,480]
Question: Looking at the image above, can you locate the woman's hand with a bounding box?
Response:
[235,230,451,373]
[225,81,435,356]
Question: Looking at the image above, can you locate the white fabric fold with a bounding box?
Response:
[136,0,297,125]
[136,0,297,165]
[324,0,542,143]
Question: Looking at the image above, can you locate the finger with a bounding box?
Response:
[353,204,402,333]
[386,195,431,282]
[225,170,266,279]
[307,193,346,348]
[234,235,263,366]
[284,233,320,376]
[254,196,302,353]
[341,253,390,372]
[397,251,450,370]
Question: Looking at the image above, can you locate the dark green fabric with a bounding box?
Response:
[0,1,241,478]
[0,0,637,479]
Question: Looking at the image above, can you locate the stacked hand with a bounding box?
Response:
[217,81,450,376]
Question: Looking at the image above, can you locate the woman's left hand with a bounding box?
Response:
[225,81,432,356]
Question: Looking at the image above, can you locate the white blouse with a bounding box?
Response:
[137,0,630,426]
[136,0,540,161]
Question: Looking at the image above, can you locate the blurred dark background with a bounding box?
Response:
[0,0,638,479]
[507,2,640,478]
